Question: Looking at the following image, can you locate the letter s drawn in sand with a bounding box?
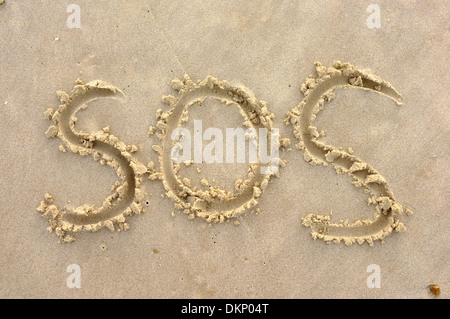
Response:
[37,79,148,243]
[286,61,413,246]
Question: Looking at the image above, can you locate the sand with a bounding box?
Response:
[0,0,448,298]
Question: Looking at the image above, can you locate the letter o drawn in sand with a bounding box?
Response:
[153,75,280,223]
[37,79,148,243]
[286,61,413,246]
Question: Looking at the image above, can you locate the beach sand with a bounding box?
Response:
[0,0,448,298]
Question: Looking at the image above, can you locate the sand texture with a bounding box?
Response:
[0,0,448,298]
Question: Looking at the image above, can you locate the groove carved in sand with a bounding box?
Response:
[151,75,283,223]
[285,61,412,246]
[37,79,148,243]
